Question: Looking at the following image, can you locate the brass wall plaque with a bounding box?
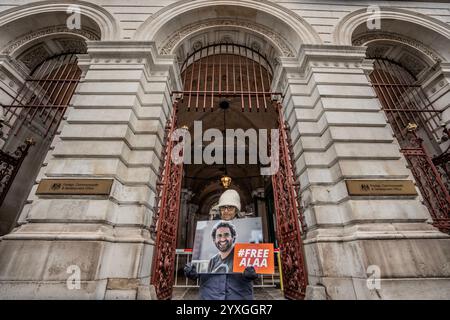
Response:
[346,179,417,196]
[36,179,113,196]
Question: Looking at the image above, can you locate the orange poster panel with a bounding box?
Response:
[233,243,274,274]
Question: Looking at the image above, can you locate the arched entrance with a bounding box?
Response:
[347,10,450,233]
[3,53,81,139]
[151,43,308,300]
[0,4,99,236]
[369,58,450,232]
[0,53,83,234]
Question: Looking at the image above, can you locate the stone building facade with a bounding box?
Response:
[0,0,449,299]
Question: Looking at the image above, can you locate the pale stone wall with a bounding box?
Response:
[0,41,178,299]
[277,44,450,299]
[0,0,449,300]
[0,1,449,43]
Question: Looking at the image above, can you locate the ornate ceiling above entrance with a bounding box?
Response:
[353,31,442,63]
[2,25,99,55]
[353,31,441,78]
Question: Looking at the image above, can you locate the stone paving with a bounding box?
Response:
[172,287,286,300]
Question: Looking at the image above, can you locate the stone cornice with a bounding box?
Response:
[272,45,370,93]
[282,45,368,74]
[86,41,173,63]
[299,45,367,62]
[85,41,182,91]
[0,55,28,84]
[418,62,450,90]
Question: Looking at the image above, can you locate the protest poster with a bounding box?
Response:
[191,217,264,274]
[232,243,274,274]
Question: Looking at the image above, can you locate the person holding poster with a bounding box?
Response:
[184,189,258,300]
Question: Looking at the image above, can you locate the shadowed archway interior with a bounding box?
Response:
[176,43,279,224]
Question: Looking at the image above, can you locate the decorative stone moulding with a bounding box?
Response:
[333,7,450,46]
[295,45,368,74]
[136,0,322,45]
[0,54,28,84]
[0,1,119,41]
[2,25,100,55]
[83,41,182,92]
[158,18,295,57]
[353,31,442,63]
[17,43,50,70]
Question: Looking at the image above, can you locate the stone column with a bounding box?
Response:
[278,45,450,299]
[0,41,179,299]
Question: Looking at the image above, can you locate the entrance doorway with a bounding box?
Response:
[0,53,82,235]
[369,59,450,233]
[151,44,308,300]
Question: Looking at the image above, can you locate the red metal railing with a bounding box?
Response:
[151,43,308,299]
[370,59,450,233]
[175,43,275,112]
[271,102,308,299]
[150,102,186,300]
[2,54,81,138]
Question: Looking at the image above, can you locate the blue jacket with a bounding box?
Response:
[198,273,254,300]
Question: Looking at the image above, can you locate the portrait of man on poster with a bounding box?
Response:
[207,220,237,273]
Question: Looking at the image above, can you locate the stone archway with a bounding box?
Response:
[137,1,319,300]
[347,13,450,233]
[0,0,120,42]
[134,0,322,48]
[151,42,308,300]
[0,3,109,237]
[333,7,450,50]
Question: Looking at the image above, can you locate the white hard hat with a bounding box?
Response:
[218,189,241,212]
